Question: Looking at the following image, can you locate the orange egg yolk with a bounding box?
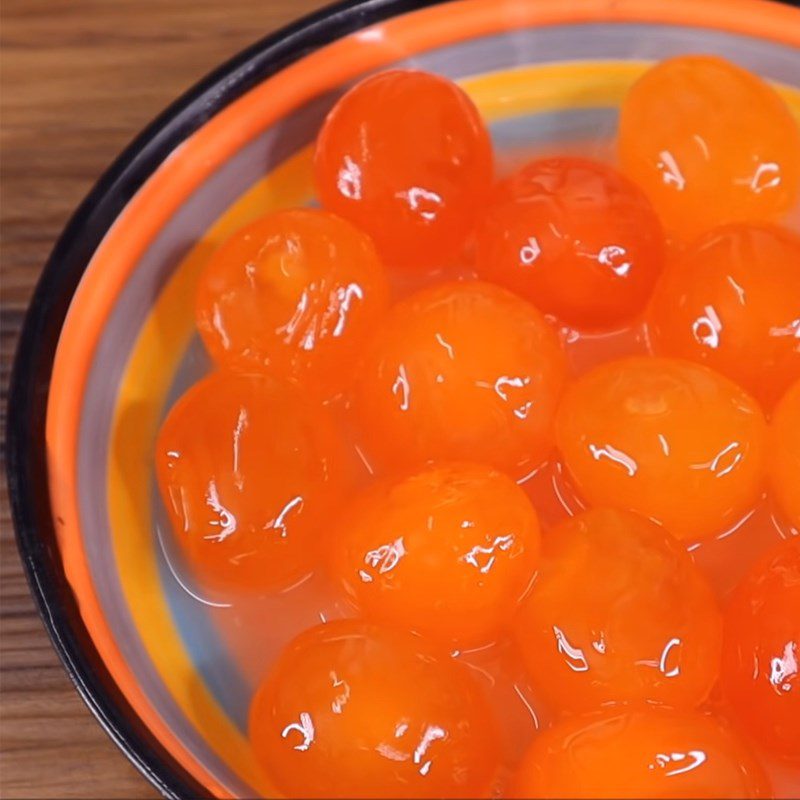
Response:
[555,357,767,542]
[769,379,800,532]
[649,224,800,410]
[514,508,721,712]
[511,708,771,799]
[195,208,389,399]
[476,157,665,329]
[155,372,352,591]
[331,463,540,648]
[353,280,567,479]
[618,55,800,241]
[721,536,800,761]
[314,69,493,270]
[249,620,499,799]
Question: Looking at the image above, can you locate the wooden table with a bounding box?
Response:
[0,2,322,796]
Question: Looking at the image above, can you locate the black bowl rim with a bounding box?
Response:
[5,0,455,797]
[6,0,800,798]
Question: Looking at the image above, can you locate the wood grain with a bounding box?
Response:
[0,1,323,796]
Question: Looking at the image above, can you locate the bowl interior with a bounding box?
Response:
[40,0,800,795]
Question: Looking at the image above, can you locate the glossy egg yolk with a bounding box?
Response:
[649,224,800,410]
[155,372,352,591]
[331,463,540,648]
[249,620,499,799]
[314,69,493,270]
[196,209,389,399]
[514,508,721,712]
[555,357,767,542]
[618,55,800,241]
[769,379,800,532]
[353,280,567,479]
[721,536,800,760]
[510,707,771,799]
[476,157,665,329]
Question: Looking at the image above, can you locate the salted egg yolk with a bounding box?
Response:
[510,707,771,799]
[196,208,389,399]
[648,223,800,410]
[155,371,351,591]
[331,462,540,648]
[721,536,800,760]
[353,280,567,479]
[514,508,721,712]
[555,357,767,542]
[769,378,800,531]
[618,55,800,240]
[476,157,665,330]
[314,69,493,270]
[249,620,499,799]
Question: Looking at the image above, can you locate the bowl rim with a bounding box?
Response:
[4,0,459,796]
[6,0,800,797]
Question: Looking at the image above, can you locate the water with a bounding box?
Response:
[155,141,799,797]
